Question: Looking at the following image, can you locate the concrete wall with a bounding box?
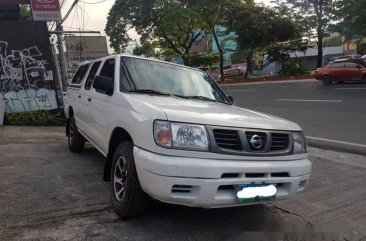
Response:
[0,20,62,124]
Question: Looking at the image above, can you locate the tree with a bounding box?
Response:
[105,0,204,64]
[20,4,32,21]
[273,0,340,68]
[132,41,158,58]
[337,0,366,39]
[230,5,300,78]
[266,39,309,75]
[188,0,247,83]
[323,35,342,47]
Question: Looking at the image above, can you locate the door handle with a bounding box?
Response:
[78,95,81,98]
[87,98,92,102]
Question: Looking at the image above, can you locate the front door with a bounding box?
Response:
[86,58,116,153]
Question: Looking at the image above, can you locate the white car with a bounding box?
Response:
[63,55,311,219]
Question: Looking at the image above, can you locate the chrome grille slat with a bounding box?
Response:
[213,129,242,151]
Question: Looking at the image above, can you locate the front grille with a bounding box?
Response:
[245,131,267,151]
[213,129,242,150]
[270,133,290,151]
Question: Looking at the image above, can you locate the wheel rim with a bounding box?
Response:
[323,76,331,84]
[114,156,128,201]
[69,122,74,144]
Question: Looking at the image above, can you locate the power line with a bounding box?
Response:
[56,0,80,29]
[79,0,107,4]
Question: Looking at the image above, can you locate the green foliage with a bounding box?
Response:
[323,35,342,47]
[184,52,219,67]
[231,50,250,64]
[337,0,366,39]
[272,0,341,67]
[229,4,301,78]
[105,0,204,59]
[266,39,308,66]
[5,110,62,125]
[133,41,158,58]
[19,4,32,21]
[281,58,307,76]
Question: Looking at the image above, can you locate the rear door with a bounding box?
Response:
[67,63,90,127]
[344,62,363,81]
[329,62,346,81]
[78,61,102,136]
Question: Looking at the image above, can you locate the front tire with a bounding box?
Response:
[67,116,85,153]
[322,75,332,85]
[110,142,149,219]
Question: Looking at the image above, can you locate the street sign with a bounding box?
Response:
[30,0,61,21]
[65,36,109,70]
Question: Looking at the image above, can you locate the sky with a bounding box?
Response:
[60,0,272,53]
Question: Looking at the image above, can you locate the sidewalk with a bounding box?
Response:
[274,147,366,240]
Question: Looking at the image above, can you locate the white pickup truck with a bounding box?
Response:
[64,55,311,219]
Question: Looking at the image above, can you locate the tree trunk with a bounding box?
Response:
[316,27,323,68]
[183,55,189,66]
[244,48,254,79]
[212,30,225,84]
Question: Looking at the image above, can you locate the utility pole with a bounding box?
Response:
[56,24,68,92]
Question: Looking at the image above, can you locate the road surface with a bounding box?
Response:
[223,80,366,146]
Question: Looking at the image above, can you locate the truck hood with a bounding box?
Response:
[127,95,302,131]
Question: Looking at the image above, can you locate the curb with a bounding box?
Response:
[306,136,366,156]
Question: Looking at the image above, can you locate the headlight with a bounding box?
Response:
[154,121,209,151]
[292,132,307,153]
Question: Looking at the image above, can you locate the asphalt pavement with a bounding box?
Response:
[1,126,365,241]
[222,80,366,151]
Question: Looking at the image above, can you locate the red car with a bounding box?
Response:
[315,60,366,85]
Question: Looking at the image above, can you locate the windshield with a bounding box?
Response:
[120,57,231,104]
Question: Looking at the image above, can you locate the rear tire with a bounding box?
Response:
[67,116,85,153]
[110,142,150,219]
[322,75,332,85]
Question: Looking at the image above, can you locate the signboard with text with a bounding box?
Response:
[30,0,61,21]
[65,36,109,70]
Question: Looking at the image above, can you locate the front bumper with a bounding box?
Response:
[134,147,311,208]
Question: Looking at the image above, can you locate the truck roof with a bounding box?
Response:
[77,54,202,73]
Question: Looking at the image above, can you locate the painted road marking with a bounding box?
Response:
[277,99,343,103]
[227,89,255,92]
[220,79,317,86]
[307,136,366,148]
[336,88,366,90]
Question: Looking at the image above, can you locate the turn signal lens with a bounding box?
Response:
[154,121,171,147]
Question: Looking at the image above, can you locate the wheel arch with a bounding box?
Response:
[104,127,134,182]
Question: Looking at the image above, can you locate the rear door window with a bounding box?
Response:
[84,61,101,90]
[330,62,344,69]
[71,63,90,85]
[345,62,358,69]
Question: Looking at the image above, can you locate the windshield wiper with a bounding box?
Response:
[185,95,217,102]
[185,95,230,105]
[128,89,171,96]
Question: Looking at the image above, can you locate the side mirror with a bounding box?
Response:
[228,95,234,103]
[93,75,114,96]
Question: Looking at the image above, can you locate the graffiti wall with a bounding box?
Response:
[0,21,61,124]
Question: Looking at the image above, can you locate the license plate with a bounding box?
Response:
[237,183,277,204]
